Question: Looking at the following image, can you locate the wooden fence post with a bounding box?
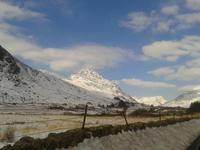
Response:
[82,104,88,129]
[159,109,161,121]
[173,111,176,119]
[122,108,129,126]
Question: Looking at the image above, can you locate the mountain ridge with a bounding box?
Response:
[65,68,136,103]
[134,96,167,106]
[165,90,200,108]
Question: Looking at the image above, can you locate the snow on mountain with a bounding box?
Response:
[134,96,167,106]
[0,46,135,107]
[165,89,200,108]
[65,68,136,103]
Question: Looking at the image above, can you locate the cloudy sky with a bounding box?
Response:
[1,0,200,100]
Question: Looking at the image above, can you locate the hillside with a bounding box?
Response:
[0,46,136,107]
[165,90,200,108]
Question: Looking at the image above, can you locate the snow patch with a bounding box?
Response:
[134,96,167,106]
[65,119,200,150]
[165,90,200,108]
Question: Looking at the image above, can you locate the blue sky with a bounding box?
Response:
[1,0,200,100]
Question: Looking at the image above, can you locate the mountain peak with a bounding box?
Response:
[70,67,119,92]
[73,67,104,81]
[69,68,136,103]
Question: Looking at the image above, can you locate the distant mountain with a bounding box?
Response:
[0,46,135,107]
[65,68,137,103]
[134,96,167,106]
[165,89,200,108]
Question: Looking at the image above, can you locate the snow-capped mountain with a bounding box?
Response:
[165,89,200,108]
[134,96,167,106]
[0,46,135,107]
[65,68,136,103]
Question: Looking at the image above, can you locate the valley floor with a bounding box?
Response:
[0,111,194,149]
[0,114,157,144]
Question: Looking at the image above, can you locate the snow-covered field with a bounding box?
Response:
[66,119,200,150]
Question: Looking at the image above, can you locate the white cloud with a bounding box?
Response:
[120,12,152,32]
[0,1,45,20]
[154,21,172,33]
[0,29,134,71]
[161,5,179,15]
[176,12,200,25]
[0,1,133,72]
[0,1,45,52]
[0,22,19,32]
[149,67,175,77]
[142,41,188,62]
[0,30,39,53]
[179,84,200,92]
[186,0,200,10]
[170,66,200,81]
[26,45,134,71]
[142,36,200,61]
[146,35,200,81]
[186,58,200,67]
[150,65,200,81]
[121,78,176,88]
[121,1,200,33]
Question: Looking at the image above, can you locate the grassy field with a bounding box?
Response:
[1,112,200,146]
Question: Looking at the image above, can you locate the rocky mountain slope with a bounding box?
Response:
[65,68,136,103]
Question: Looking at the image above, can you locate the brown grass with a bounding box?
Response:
[2,116,198,150]
[0,127,16,143]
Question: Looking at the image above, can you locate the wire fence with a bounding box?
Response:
[1,103,198,143]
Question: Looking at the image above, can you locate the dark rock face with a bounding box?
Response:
[0,45,20,74]
[0,46,8,61]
